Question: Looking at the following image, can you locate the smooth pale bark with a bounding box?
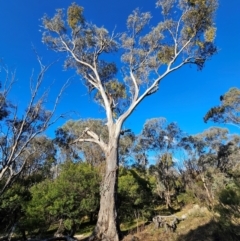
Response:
[90,130,120,241]
[201,175,214,207]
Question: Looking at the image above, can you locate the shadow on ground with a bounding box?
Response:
[176,220,240,241]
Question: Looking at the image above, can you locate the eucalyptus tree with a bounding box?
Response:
[180,127,240,206]
[135,118,182,208]
[149,154,180,209]
[204,87,240,128]
[181,127,239,172]
[0,60,66,197]
[19,136,56,179]
[135,118,182,156]
[42,0,218,240]
[55,119,108,165]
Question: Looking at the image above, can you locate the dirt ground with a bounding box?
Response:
[75,205,240,241]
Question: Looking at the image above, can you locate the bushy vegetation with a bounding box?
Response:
[1,87,240,240]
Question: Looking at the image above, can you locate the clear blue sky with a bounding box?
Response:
[0,0,239,137]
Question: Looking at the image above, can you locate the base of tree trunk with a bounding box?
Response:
[88,227,120,241]
[88,193,121,241]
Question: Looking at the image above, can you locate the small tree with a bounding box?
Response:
[118,167,153,225]
[42,0,218,240]
[180,127,240,207]
[0,137,55,239]
[0,59,67,197]
[135,118,182,209]
[25,162,100,237]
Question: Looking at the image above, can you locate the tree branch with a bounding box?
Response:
[71,127,107,152]
[59,36,114,126]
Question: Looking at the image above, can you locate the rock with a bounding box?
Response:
[200,207,208,213]
[193,204,200,210]
[181,214,187,220]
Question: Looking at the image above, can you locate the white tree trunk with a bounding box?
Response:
[91,138,120,241]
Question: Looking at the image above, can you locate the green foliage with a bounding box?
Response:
[156,0,218,69]
[157,46,174,64]
[67,3,84,29]
[149,153,181,208]
[97,80,127,101]
[0,91,9,121]
[219,186,240,206]
[23,179,55,232]
[119,130,135,165]
[204,27,216,42]
[42,0,218,115]
[204,87,240,125]
[60,119,108,143]
[0,135,56,235]
[95,80,127,117]
[43,9,66,34]
[0,181,31,233]
[177,191,196,205]
[55,119,107,164]
[214,178,240,236]
[137,118,182,152]
[24,162,100,234]
[56,118,135,165]
[179,125,240,210]
[118,167,153,222]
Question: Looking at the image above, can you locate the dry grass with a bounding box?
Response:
[122,205,220,241]
[75,205,240,241]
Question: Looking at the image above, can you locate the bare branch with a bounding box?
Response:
[0,60,68,196]
[70,127,107,152]
[58,35,114,125]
